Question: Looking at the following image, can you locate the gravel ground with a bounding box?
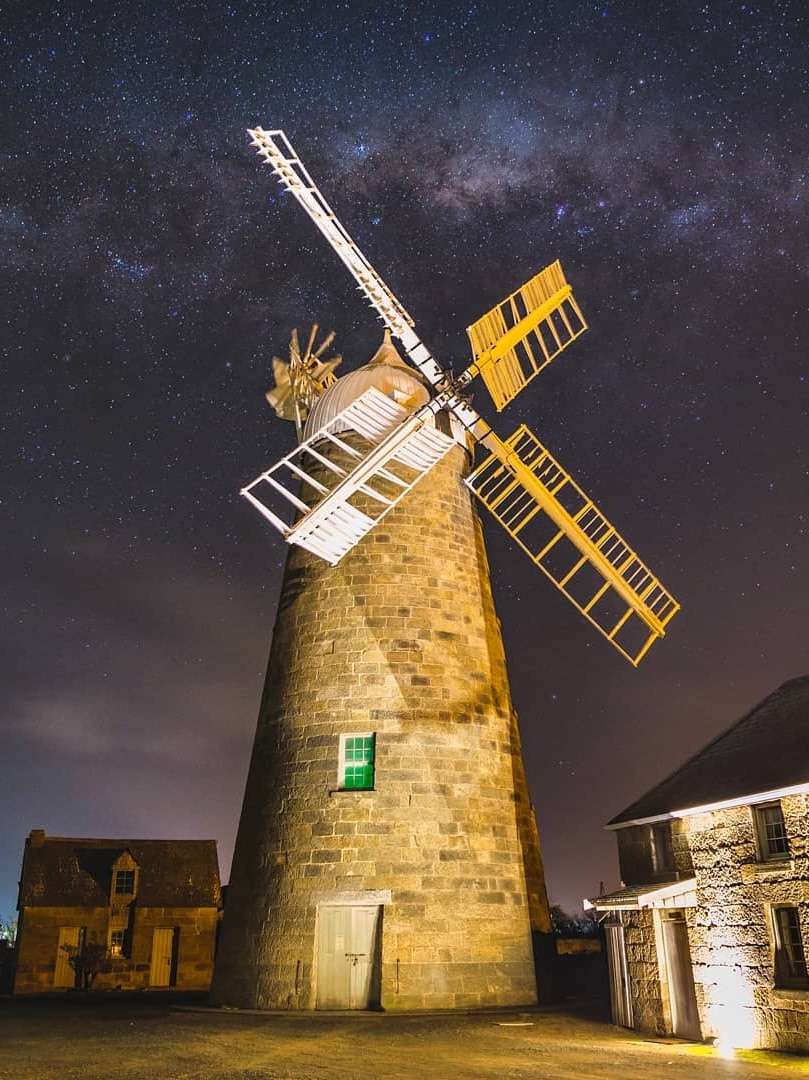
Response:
[2,994,809,1080]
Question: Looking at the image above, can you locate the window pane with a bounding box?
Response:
[115,870,136,894]
[341,735,375,789]
[652,824,674,872]
[775,907,808,985]
[756,804,789,859]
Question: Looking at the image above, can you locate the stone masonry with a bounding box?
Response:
[212,415,551,1010]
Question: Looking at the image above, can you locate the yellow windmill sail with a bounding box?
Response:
[466,261,587,411]
[467,425,680,665]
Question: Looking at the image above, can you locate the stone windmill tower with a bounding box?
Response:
[211,130,679,1011]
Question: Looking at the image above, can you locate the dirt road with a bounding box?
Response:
[2,996,808,1079]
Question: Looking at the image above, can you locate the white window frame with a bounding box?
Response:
[754,802,790,862]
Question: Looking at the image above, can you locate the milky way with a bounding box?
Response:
[1,0,807,916]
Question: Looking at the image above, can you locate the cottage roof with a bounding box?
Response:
[18,833,221,908]
[608,676,809,827]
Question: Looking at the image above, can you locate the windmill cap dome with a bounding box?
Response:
[304,330,431,436]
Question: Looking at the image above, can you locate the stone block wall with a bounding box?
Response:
[14,905,218,993]
[682,795,809,1051]
[623,909,666,1034]
[213,440,550,1010]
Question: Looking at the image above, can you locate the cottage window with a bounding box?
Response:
[109,929,128,957]
[339,733,375,790]
[773,906,809,988]
[651,823,675,874]
[755,803,789,861]
[114,869,136,895]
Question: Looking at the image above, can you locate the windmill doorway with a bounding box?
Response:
[316,905,382,1009]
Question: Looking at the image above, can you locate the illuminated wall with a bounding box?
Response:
[682,796,809,1052]
[611,794,809,1052]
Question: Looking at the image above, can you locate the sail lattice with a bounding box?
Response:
[467,426,679,665]
[241,388,454,564]
[466,261,587,411]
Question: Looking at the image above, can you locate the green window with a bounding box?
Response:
[340,734,375,790]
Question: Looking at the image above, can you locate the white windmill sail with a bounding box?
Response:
[241,387,454,564]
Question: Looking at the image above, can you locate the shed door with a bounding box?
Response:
[54,927,82,988]
[150,927,178,987]
[316,905,381,1009]
[604,920,633,1028]
[661,911,701,1040]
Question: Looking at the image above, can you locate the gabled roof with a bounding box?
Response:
[18,833,221,909]
[608,676,809,827]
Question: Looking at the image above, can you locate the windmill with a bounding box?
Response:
[241,128,679,666]
[211,129,678,1014]
[265,323,342,441]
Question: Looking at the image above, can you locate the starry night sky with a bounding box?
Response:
[2,1,807,919]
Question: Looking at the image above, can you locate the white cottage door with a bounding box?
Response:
[149,927,177,987]
[54,927,81,988]
[661,911,701,1040]
[316,905,381,1009]
[604,920,633,1028]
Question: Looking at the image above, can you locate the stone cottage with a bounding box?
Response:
[14,830,221,993]
[588,675,809,1052]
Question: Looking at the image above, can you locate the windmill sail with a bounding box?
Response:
[467,426,679,665]
[245,127,679,664]
[248,128,447,389]
[241,387,454,564]
[466,262,587,411]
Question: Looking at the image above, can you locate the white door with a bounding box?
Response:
[149,928,177,987]
[54,927,81,988]
[661,911,701,1040]
[316,905,382,1009]
[604,920,633,1028]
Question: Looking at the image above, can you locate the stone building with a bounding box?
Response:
[212,338,552,1011]
[14,830,221,993]
[588,676,809,1052]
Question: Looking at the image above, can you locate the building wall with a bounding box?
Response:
[611,796,809,1051]
[14,905,218,993]
[682,795,809,1052]
[213,441,548,1011]
[622,909,666,1034]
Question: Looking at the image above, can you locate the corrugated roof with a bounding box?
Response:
[608,676,809,827]
[18,834,221,908]
[586,878,697,910]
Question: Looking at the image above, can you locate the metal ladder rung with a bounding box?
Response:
[283,460,330,494]
[355,484,395,508]
[608,608,635,641]
[261,473,311,514]
[375,466,410,489]
[303,444,350,477]
[583,580,612,614]
[558,555,588,589]
[535,528,567,563]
